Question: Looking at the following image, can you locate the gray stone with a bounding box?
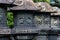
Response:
[9,0,56,13]
[0,37,10,40]
[35,2,56,12]
[16,36,33,39]
[0,8,7,28]
[34,36,47,40]
[0,29,11,34]
[48,36,57,40]
[51,16,60,30]
[0,0,14,4]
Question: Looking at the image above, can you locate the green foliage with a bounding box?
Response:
[50,0,60,8]
[45,0,50,4]
[33,0,50,4]
[7,12,14,28]
[54,0,60,4]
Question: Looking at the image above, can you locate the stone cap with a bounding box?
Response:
[9,0,40,11]
[9,0,56,13]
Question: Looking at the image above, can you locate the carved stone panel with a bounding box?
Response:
[14,12,33,27]
[17,13,24,26]
[34,14,42,25]
[14,12,51,32]
[51,16,60,29]
[34,14,50,29]
[43,14,50,26]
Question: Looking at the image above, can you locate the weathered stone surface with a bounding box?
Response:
[51,7,60,15]
[51,16,60,31]
[33,36,47,40]
[58,34,60,40]
[35,2,56,12]
[0,0,14,4]
[12,0,55,12]
[15,28,39,33]
[0,29,11,34]
[48,36,57,40]
[13,0,35,6]
[0,37,10,40]
[10,0,56,12]
[16,36,33,39]
[12,0,39,10]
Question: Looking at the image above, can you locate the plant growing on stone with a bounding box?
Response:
[7,12,14,28]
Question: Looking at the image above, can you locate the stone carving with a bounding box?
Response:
[34,15,42,25]
[51,17,60,29]
[13,0,23,6]
[51,7,60,15]
[35,2,55,12]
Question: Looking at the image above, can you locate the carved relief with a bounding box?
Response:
[34,14,50,25]
[25,14,33,25]
[14,0,23,6]
[43,15,50,25]
[34,15,42,25]
[16,13,33,26]
[51,17,59,28]
[17,14,24,25]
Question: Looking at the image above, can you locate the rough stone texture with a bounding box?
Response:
[16,36,33,39]
[35,2,56,12]
[0,8,7,28]
[51,7,60,15]
[0,29,11,34]
[33,36,47,40]
[51,16,60,31]
[0,0,14,4]
[0,37,10,40]
[10,0,40,10]
[10,0,56,12]
[13,0,35,6]
[48,36,57,40]
[58,34,60,40]
[15,28,39,33]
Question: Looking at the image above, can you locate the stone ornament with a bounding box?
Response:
[13,0,24,6]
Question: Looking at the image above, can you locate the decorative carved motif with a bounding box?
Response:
[43,15,50,25]
[14,0,23,6]
[34,14,50,25]
[51,17,60,29]
[34,15,42,25]
[16,13,33,26]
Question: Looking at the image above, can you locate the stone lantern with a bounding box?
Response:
[9,0,56,40]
